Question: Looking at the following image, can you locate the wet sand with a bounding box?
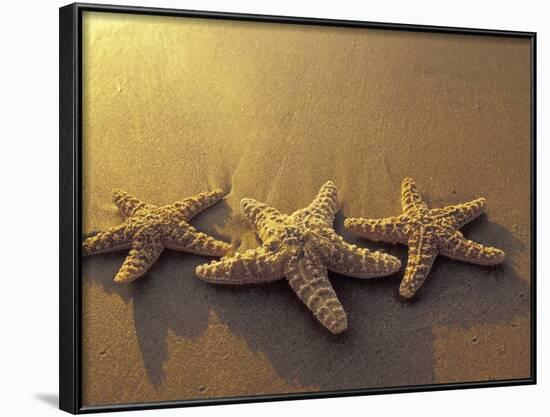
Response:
[81,12,532,406]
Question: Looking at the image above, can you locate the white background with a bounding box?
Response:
[0,0,546,415]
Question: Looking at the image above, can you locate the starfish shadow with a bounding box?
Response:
[83,209,530,391]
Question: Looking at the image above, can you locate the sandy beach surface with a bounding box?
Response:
[81,12,532,406]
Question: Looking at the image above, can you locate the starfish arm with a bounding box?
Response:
[111,189,151,218]
[440,231,505,265]
[401,177,428,213]
[196,247,286,284]
[114,236,164,283]
[285,252,347,334]
[168,189,225,221]
[435,198,487,229]
[82,224,132,255]
[163,224,230,257]
[240,198,285,239]
[399,230,438,298]
[297,181,339,224]
[324,230,401,278]
[344,215,408,244]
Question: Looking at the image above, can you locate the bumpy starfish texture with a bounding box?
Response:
[344,177,505,299]
[196,181,401,334]
[83,189,230,283]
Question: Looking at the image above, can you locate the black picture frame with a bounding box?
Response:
[59,3,537,414]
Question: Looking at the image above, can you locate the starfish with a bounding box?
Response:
[82,189,231,283]
[196,181,401,334]
[344,177,505,299]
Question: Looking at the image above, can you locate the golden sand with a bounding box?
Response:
[81,11,531,405]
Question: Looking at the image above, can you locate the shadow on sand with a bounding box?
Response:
[83,205,530,391]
